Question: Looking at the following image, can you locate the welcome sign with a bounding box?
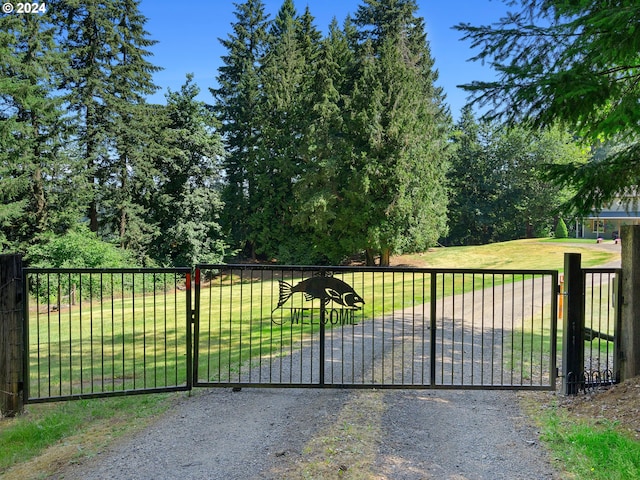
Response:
[271,274,364,326]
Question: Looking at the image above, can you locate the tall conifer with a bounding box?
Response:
[348,0,451,265]
[149,76,227,266]
[0,11,78,250]
[255,0,322,261]
[57,0,160,253]
[213,0,269,258]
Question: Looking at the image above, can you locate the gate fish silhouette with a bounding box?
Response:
[273,276,365,311]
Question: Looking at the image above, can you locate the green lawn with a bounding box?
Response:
[404,238,617,270]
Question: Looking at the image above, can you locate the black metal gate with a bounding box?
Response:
[23,268,192,403]
[193,265,559,390]
[582,267,622,387]
[21,261,623,403]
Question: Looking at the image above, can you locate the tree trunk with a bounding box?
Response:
[30,113,47,232]
[380,247,391,267]
[365,248,377,266]
[86,124,99,232]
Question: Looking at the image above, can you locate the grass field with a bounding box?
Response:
[401,238,616,270]
[1,238,624,478]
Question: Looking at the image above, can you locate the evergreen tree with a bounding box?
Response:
[555,218,568,239]
[447,106,500,245]
[455,1,640,213]
[254,0,322,261]
[348,0,451,265]
[102,0,162,257]
[292,18,356,263]
[447,109,585,245]
[0,10,81,251]
[212,0,269,258]
[148,76,227,266]
[56,0,161,254]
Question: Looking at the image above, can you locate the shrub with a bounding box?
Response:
[555,218,569,238]
[26,225,135,268]
[25,226,142,304]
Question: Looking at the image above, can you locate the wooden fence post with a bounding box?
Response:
[620,225,640,381]
[0,254,24,416]
[562,253,584,395]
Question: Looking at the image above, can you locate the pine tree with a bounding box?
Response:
[212,0,269,258]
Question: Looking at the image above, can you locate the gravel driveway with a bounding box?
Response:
[37,244,625,479]
[61,385,559,479]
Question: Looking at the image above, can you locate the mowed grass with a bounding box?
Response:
[195,268,555,384]
[196,237,618,383]
[0,238,622,478]
[403,238,616,270]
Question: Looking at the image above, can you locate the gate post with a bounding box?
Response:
[562,253,584,395]
[620,225,640,381]
[0,254,24,416]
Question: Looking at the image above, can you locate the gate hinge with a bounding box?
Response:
[190,311,197,324]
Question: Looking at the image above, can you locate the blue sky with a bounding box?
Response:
[140,0,511,120]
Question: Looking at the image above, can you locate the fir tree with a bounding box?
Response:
[254,0,322,261]
[447,106,501,246]
[56,0,161,254]
[212,0,269,258]
[456,1,640,213]
[349,0,451,265]
[292,18,356,263]
[149,76,227,266]
[0,10,80,251]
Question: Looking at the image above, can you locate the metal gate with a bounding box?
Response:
[21,262,624,403]
[23,268,192,403]
[193,265,559,390]
[582,267,621,387]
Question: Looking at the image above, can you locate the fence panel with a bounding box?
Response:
[23,268,192,403]
[194,265,558,390]
[582,268,621,388]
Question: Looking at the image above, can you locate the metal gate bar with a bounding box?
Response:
[432,271,557,389]
[23,268,192,403]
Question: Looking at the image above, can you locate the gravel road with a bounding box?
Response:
[61,385,559,479]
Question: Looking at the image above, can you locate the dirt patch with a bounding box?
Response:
[556,376,640,440]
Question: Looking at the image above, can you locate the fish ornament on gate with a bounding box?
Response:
[273,275,365,311]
